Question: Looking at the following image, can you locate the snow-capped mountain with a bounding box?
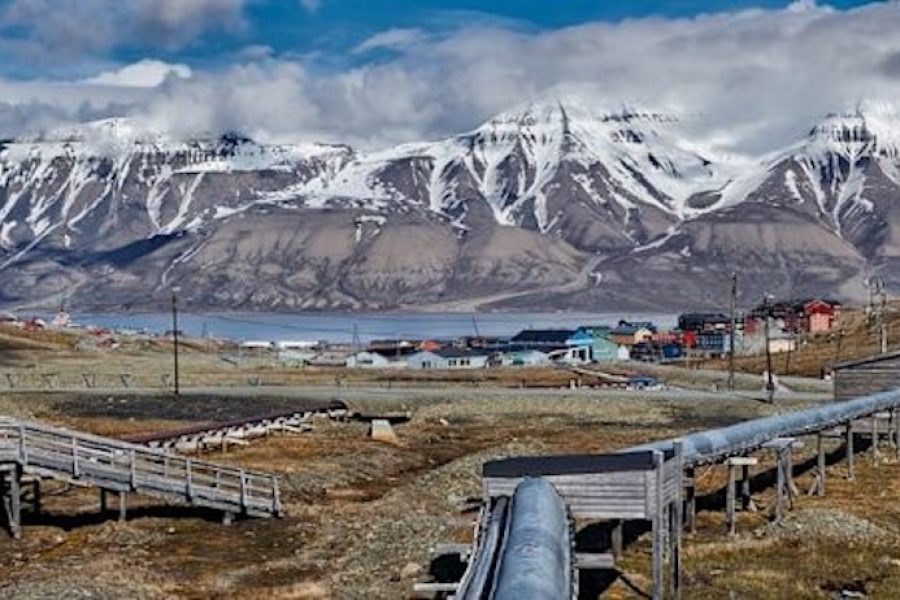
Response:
[2,100,900,312]
[0,119,352,255]
[271,101,729,251]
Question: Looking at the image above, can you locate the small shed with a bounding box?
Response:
[832,350,900,401]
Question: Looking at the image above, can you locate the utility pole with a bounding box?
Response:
[763,294,775,404]
[172,288,180,396]
[728,272,737,391]
[880,284,888,354]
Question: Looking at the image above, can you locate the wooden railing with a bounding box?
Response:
[0,417,281,517]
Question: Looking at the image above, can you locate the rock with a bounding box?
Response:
[369,419,399,444]
[400,562,422,579]
[166,527,176,535]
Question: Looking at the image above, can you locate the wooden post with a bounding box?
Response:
[775,449,785,523]
[895,410,900,460]
[10,466,21,539]
[222,511,234,525]
[671,442,684,600]
[611,519,623,559]
[100,489,108,514]
[726,462,736,536]
[846,422,855,481]
[684,466,696,534]
[726,457,757,534]
[741,464,752,510]
[872,416,879,465]
[817,433,826,496]
[785,448,798,506]
[31,479,40,514]
[118,492,127,522]
[652,451,664,600]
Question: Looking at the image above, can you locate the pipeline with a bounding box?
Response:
[457,478,573,600]
[633,387,900,466]
[456,389,900,599]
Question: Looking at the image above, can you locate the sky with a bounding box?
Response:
[0,0,898,155]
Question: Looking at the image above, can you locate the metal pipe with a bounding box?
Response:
[456,497,509,599]
[633,388,900,466]
[491,478,572,600]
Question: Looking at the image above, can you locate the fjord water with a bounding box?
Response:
[63,312,678,343]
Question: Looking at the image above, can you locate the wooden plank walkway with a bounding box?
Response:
[0,416,282,538]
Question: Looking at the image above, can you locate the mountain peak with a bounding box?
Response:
[807,101,900,156]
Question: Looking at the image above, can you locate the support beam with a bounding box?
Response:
[896,410,900,460]
[817,433,826,496]
[30,478,41,514]
[222,511,234,525]
[872,416,880,465]
[611,519,623,560]
[724,456,757,535]
[741,464,753,511]
[684,467,696,534]
[100,489,108,514]
[726,462,736,536]
[118,492,127,522]
[6,466,22,539]
[775,449,786,523]
[846,422,855,481]
[652,452,664,600]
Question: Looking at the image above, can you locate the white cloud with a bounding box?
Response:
[0,0,247,60]
[300,0,321,13]
[85,59,192,88]
[3,2,900,156]
[353,28,427,54]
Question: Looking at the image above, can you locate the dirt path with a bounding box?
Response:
[414,252,606,313]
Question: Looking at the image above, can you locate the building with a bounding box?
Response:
[406,348,490,370]
[767,332,796,354]
[509,329,574,352]
[695,331,731,357]
[569,326,619,362]
[747,298,841,335]
[278,349,317,366]
[831,350,900,401]
[494,349,551,367]
[346,351,407,369]
[677,313,730,333]
[609,321,656,346]
[804,299,841,333]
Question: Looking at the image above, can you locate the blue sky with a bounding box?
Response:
[0,0,883,78]
[0,0,897,152]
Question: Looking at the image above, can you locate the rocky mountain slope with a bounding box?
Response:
[2,100,900,312]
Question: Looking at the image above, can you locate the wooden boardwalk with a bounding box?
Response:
[0,417,282,539]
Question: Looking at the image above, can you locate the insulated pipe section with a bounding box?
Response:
[457,497,510,599]
[633,387,900,466]
[491,477,573,600]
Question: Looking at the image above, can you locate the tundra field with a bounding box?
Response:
[2,320,900,599]
[2,380,900,599]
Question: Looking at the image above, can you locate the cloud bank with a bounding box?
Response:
[1,2,900,156]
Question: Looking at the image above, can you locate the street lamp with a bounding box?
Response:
[172,287,181,396]
[763,294,775,404]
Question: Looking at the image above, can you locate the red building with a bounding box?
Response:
[746,298,841,335]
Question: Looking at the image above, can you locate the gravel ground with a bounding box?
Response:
[759,508,898,543]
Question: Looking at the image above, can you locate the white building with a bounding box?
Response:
[346,351,407,369]
[406,349,490,370]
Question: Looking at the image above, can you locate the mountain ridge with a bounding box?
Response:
[2,98,900,312]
